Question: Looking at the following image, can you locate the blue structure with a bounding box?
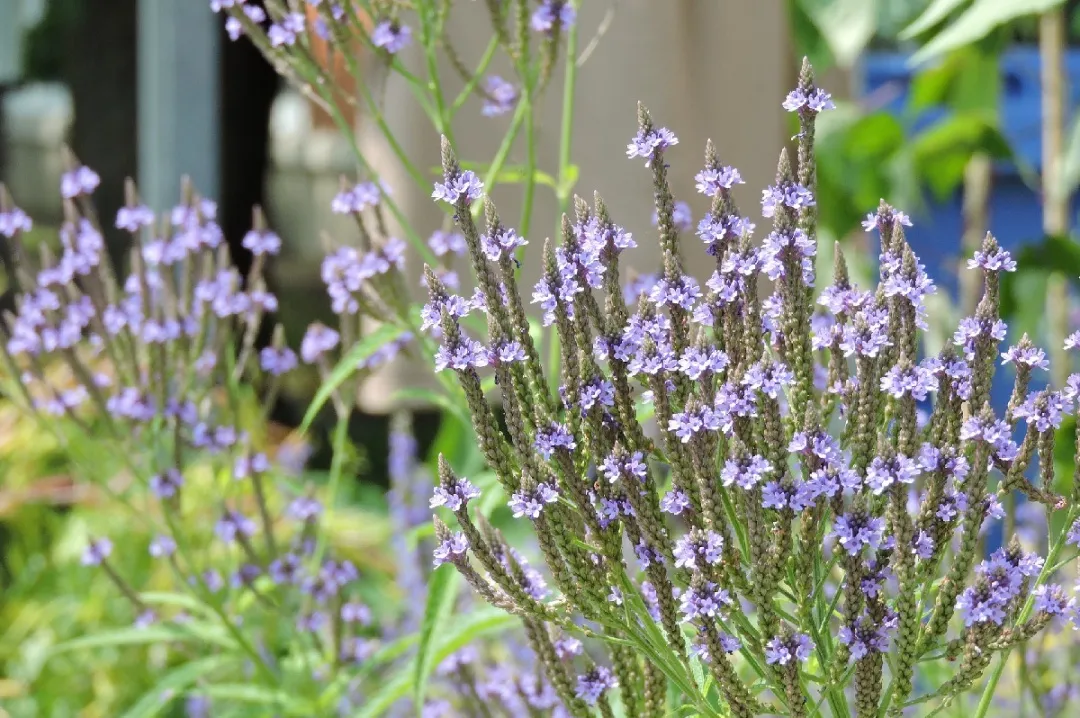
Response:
[863,48,1080,296]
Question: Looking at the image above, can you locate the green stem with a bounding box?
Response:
[449,36,501,115]
[554,6,581,224]
[311,412,353,569]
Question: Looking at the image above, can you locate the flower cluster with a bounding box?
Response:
[423,59,1080,717]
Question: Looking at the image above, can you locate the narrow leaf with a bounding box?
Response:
[909,0,1065,66]
[901,0,970,39]
[412,563,461,711]
[300,323,407,433]
[120,655,236,718]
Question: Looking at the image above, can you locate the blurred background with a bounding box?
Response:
[4,0,1080,715]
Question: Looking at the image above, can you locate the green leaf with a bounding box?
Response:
[357,609,516,718]
[796,0,878,68]
[909,111,1011,199]
[50,625,238,655]
[557,164,580,197]
[202,683,309,713]
[300,323,407,433]
[412,563,461,711]
[393,387,472,429]
[120,655,236,718]
[909,0,1065,66]
[901,0,971,39]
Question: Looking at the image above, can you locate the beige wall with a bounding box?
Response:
[354,1,795,412]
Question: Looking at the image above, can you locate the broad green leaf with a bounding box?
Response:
[901,0,971,38]
[120,655,236,718]
[412,563,460,711]
[300,323,407,433]
[357,609,516,718]
[909,0,1065,66]
[50,625,238,654]
[796,0,878,68]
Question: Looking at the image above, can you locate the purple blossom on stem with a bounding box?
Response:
[432,532,469,567]
[482,76,519,116]
[721,455,772,490]
[761,181,815,218]
[430,477,481,512]
[832,513,886,555]
[509,483,559,519]
[480,227,528,261]
[678,581,732,621]
[149,469,184,499]
[764,633,813,666]
[574,667,616,706]
[1001,344,1049,370]
[371,20,412,53]
[673,530,724,570]
[532,0,576,33]
[432,170,484,205]
[300,323,340,363]
[268,13,305,47]
[782,87,835,113]
[427,230,467,257]
[695,165,744,196]
[61,165,100,199]
[626,127,678,167]
[82,538,113,566]
[968,247,1017,273]
[861,205,912,233]
[534,422,576,459]
[865,455,920,495]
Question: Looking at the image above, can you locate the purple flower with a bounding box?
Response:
[371,20,412,53]
[427,230,467,257]
[149,469,184,499]
[0,206,32,237]
[480,227,528,261]
[509,483,559,519]
[660,489,691,515]
[286,496,322,521]
[259,347,298,375]
[61,165,101,199]
[432,170,484,205]
[332,182,381,213]
[215,510,256,544]
[554,636,583,659]
[430,477,481,512]
[574,667,616,706]
[115,205,153,232]
[626,127,678,167]
[82,538,113,566]
[862,205,912,233]
[149,535,176,558]
[968,247,1017,273]
[482,75,519,116]
[531,0,576,33]
[782,87,835,113]
[865,455,920,495]
[1001,344,1049,370]
[268,12,305,47]
[1067,517,1080,547]
[721,455,772,490]
[761,181,815,218]
[838,616,891,660]
[913,531,934,560]
[601,451,648,483]
[880,364,938,401]
[673,530,724,570]
[534,422,575,459]
[1034,584,1073,616]
[832,513,886,556]
[678,581,732,621]
[300,323,340,363]
[695,165,744,196]
[242,229,282,256]
[765,633,813,665]
[432,532,469,567]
